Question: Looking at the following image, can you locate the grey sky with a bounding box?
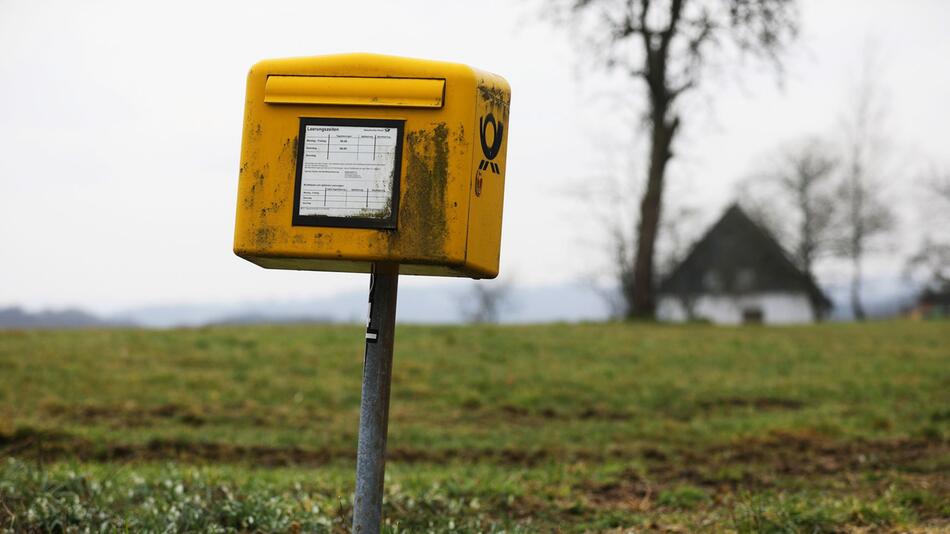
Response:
[1,0,948,314]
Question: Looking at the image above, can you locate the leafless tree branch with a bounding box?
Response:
[833,47,897,320]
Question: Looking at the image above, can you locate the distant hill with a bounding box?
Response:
[109,281,612,328]
[1,277,920,330]
[209,313,335,326]
[0,306,135,330]
[824,278,919,321]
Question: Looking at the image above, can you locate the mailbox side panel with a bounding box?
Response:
[234,65,271,263]
[463,70,511,279]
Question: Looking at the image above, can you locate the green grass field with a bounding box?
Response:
[1,321,948,532]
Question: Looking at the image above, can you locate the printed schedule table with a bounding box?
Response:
[297,123,400,219]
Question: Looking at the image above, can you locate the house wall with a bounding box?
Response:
[657,292,817,325]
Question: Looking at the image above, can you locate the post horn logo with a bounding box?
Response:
[478,113,503,174]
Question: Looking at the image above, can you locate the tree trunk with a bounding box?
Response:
[850,254,866,321]
[628,114,677,319]
[799,198,814,278]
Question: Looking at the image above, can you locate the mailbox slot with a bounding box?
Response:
[264,75,445,108]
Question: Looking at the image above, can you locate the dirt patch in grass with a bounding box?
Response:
[496,404,632,422]
[580,429,949,511]
[40,402,292,429]
[659,396,807,421]
[42,403,203,427]
[489,396,810,425]
[579,470,950,530]
[695,429,945,477]
[696,396,805,411]
[0,427,336,466]
[0,427,555,467]
[2,426,946,476]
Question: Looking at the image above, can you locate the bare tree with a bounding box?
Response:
[459,279,515,324]
[604,223,637,319]
[905,168,950,293]
[905,238,950,293]
[737,137,837,278]
[546,0,799,319]
[834,51,897,321]
[578,173,637,319]
[576,162,702,319]
[604,202,702,318]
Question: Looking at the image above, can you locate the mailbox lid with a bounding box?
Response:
[250,52,478,85]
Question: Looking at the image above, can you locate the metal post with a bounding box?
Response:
[352,263,399,533]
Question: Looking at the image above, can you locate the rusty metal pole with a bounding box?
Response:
[352,263,399,533]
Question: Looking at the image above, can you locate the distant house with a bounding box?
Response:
[657,205,832,325]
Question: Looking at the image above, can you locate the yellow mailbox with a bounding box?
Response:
[233,53,510,278]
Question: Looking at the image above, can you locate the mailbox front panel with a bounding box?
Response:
[233,53,509,278]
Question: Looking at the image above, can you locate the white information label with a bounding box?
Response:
[298,124,398,220]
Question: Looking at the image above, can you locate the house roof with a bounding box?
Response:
[658,204,832,310]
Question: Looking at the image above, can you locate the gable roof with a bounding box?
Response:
[658,204,832,310]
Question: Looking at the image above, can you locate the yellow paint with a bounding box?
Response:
[233,53,510,279]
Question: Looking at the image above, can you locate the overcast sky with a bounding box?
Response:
[2,0,948,314]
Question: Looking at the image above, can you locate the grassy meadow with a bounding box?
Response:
[0,321,948,532]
